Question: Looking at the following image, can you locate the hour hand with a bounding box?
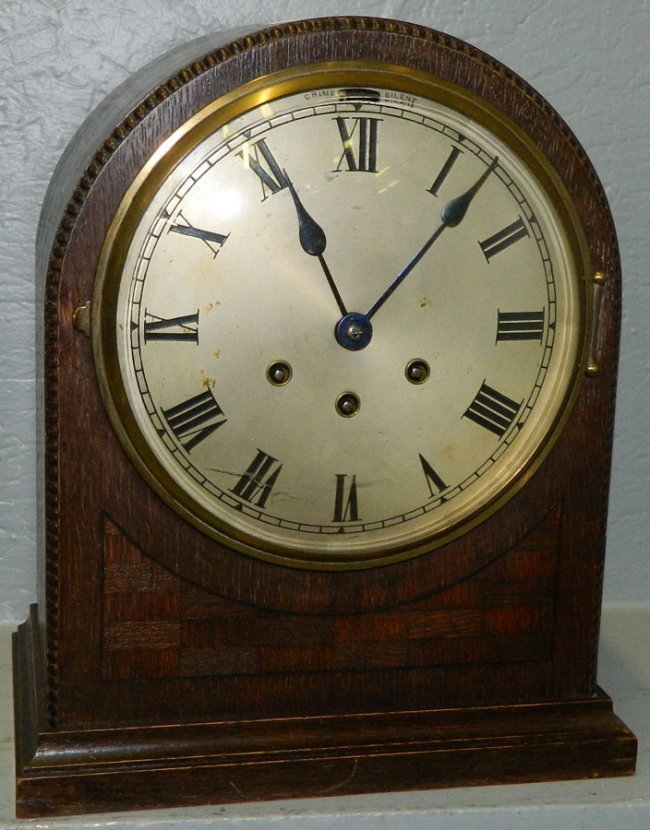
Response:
[283,170,348,316]
[284,171,327,256]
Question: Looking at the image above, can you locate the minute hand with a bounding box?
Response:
[364,158,498,322]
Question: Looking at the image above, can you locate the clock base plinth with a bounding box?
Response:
[14,610,637,819]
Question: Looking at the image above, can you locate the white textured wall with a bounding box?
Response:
[1,0,648,622]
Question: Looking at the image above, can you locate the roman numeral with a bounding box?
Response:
[428,145,463,196]
[335,117,380,172]
[419,454,448,498]
[170,212,229,256]
[144,311,199,343]
[479,217,529,261]
[237,137,288,200]
[463,382,522,438]
[231,449,283,508]
[162,389,227,452]
[496,310,545,342]
[333,474,360,522]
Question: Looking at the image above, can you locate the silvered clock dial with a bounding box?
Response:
[93,66,587,568]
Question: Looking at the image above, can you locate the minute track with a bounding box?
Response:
[112,79,574,566]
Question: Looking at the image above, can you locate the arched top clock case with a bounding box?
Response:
[15,17,635,817]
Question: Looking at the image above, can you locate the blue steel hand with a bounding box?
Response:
[284,169,348,317]
[363,158,499,322]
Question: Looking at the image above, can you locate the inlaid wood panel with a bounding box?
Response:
[102,506,559,681]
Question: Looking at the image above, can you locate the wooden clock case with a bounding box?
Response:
[14,17,636,817]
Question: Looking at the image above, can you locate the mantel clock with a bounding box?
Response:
[14,16,636,817]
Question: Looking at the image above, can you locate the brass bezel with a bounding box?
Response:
[92,61,592,570]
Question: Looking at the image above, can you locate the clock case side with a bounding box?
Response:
[15,17,635,817]
[29,24,265,731]
[16,20,290,803]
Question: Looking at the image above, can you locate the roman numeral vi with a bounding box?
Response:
[333,474,360,522]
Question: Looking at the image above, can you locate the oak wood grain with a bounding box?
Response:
[14,15,633,817]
